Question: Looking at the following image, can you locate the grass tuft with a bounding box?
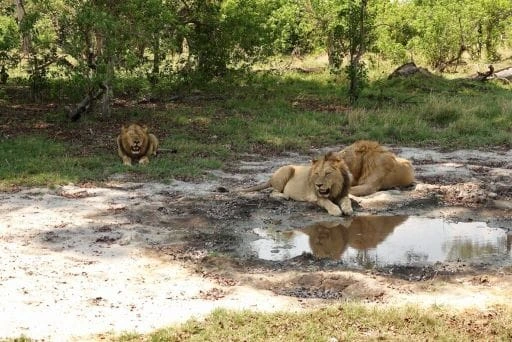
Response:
[115,304,512,342]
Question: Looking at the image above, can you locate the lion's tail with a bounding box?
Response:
[237,180,272,192]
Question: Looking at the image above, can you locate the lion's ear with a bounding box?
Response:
[121,125,127,133]
[142,125,149,133]
[326,151,341,162]
[357,145,368,153]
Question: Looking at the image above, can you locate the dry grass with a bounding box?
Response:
[117,304,512,341]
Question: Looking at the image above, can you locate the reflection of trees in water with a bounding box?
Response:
[443,237,506,261]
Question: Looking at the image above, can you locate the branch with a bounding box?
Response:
[68,82,107,121]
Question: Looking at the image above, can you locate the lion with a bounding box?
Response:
[116,123,159,166]
[338,140,414,196]
[241,151,353,216]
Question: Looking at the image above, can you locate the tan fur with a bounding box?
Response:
[116,124,159,166]
[296,216,407,259]
[241,151,353,216]
[339,140,414,196]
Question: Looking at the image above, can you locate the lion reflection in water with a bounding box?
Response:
[291,216,407,259]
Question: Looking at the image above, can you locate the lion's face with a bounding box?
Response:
[310,151,350,200]
[120,124,149,156]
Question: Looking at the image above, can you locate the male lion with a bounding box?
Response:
[241,151,353,216]
[339,140,414,196]
[116,123,159,166]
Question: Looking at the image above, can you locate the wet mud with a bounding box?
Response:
[136,145,512,280]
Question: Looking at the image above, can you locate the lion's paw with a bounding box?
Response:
[340,197,353,215]
[270,191,289,200]
[342,206,353,216]
[327,206,343,216]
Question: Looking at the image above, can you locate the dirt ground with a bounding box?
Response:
[1,144,512,341]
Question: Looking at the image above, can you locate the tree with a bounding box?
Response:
[343,0,371,103]
[0,8,19,83]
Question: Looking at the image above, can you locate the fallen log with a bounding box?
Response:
[471,65,494,81]
[68,83,107,122]
[469,65,512,83]
[493,66,512,82]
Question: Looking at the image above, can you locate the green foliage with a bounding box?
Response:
[377,0,512,68]
[373,1,417,63]
[2,0,512,97]
[0,13,19,68]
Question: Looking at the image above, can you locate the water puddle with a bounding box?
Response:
[250,216,512,268]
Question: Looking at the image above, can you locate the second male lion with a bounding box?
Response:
[117,123,159,166]
[339,140,414,196]
[241,151,353,216]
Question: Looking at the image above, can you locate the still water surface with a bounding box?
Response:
[251,216,512,267]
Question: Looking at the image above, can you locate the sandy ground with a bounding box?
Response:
[0,185,301,341]
[1,145,512,341]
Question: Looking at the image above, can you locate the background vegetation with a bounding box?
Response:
[1,0,512,188]
[2,0,512,99]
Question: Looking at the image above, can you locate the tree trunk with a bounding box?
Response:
[152,36,160,76]
[348,0,368,104]
[13,0,31,56]
[99,55,113,117]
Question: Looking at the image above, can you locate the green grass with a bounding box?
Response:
[115,304,512,341]
[1,69,512,188]
[0,136,118,189]
[0,134,225,189]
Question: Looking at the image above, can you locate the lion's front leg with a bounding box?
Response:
[350,173,385,196]
[117,136,133,166]
[270,191,290,200]
[338,196,353,215]
[350,184,378,196]
[139,156,150,165]
[316,198,342,216]
[121,156,133,166]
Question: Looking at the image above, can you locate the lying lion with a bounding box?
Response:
[241,151,353,216]
[339,140,414,196]
[116,123,159,166]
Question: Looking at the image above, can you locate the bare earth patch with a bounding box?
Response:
[1,145,511,340]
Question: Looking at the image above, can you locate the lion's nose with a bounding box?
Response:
[316,183,323,188]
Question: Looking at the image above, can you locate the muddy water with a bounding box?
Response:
[249,216,512,268]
